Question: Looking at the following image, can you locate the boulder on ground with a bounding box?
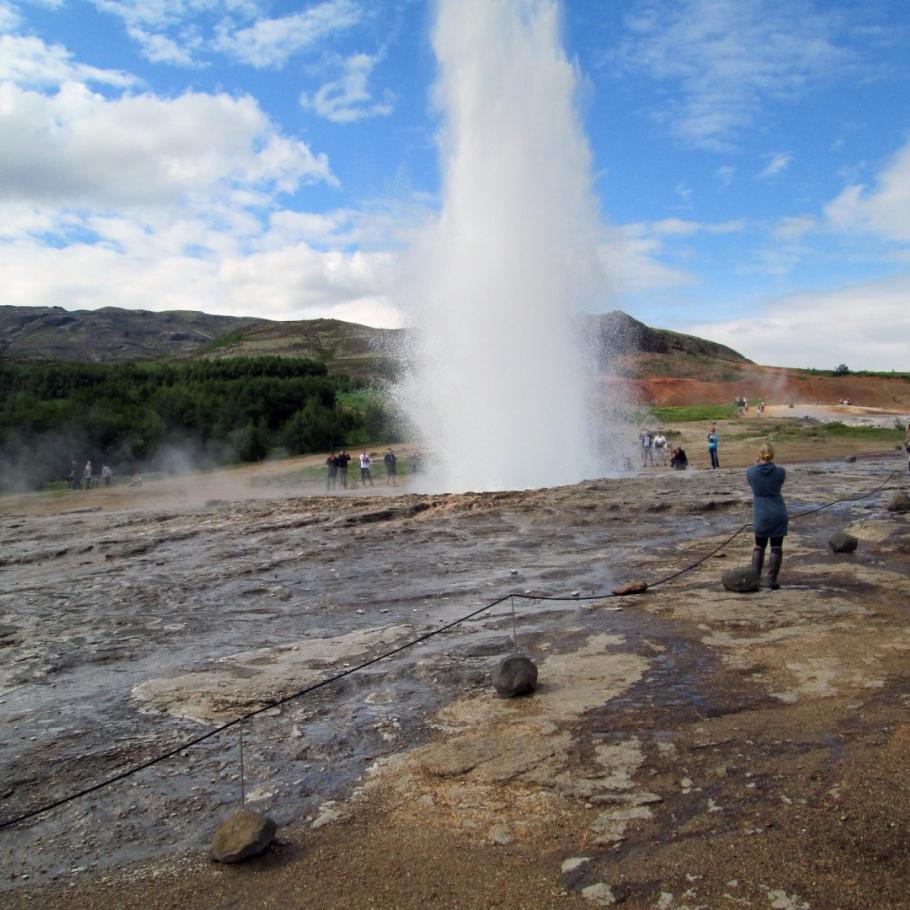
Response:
[493,654,538,698]
[210,808,276,863]
[721,567,760,593]
[828,530,858,554]
[845,455,857,464]
[887,492,910,513]
[612,580,648,596]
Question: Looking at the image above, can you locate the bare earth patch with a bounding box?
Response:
[1,450,908,908]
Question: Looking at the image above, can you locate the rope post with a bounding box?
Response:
[510,594,519,652]
[239,720,246,807]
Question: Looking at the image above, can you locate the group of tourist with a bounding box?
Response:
[66,459,113,490]
[325,448,400,491]
[638,425,722,471]
[637,429,689,471]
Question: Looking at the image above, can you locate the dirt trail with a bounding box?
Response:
[1,446,909,909]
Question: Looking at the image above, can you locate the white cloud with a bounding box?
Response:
[599,224,696,293]
[0,2,20,31]
[652,217,746,236]
[758,151,792,179]
[301,51,393,123]
[686,274,910,370]
[215,0,361,68]
[0,215,401,324]
[91,0,258,31]
[126,26,201,67]
[615,0,851,150]
[825,133,910,243]
[0,82,335,206]
[716,164,736,187]
[773,215,815,241]
[0,34,136,87]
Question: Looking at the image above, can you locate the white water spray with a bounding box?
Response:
[399,0,610,491]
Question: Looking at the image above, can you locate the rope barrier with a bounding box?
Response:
[0,465,904,833]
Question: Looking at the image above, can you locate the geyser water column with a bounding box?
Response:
[400,0,607,491]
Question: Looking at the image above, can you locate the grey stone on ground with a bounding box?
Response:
[828,530,858,554]
[581,882,616,906]
[887,492,910,513]
[721,567,760,593]
[210,808,276,863]
[492,654,538,698]
[845,455,857,463]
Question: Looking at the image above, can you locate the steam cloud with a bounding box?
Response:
[398,0,613,491]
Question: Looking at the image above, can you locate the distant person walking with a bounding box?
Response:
[82,460,93,488]
[707,426,720,469]
[747,443,788,590]
[384,448,397,486]
[326,453,338,491]
[653,431,668,466]
[639,430,653,467]
[101,464,113,487]
[359,451,374,486]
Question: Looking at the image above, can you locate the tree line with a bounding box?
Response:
[0,357,395,491]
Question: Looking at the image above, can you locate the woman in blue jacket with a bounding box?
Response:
[747,443,788,589]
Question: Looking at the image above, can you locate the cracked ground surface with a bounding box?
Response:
[1,454,909,909]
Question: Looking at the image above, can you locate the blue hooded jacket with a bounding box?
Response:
[746,461,789,537]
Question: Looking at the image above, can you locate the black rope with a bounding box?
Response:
[0,467,903,833]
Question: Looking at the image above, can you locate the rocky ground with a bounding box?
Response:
[1,441,909,909]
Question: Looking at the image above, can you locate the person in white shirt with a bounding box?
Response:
[359,451,374,486]
[653,432,668,466]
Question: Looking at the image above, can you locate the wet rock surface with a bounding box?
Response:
[1,457,909,908]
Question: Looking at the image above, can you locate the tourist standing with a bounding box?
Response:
[707,426,720,469]
[337,450,351,488]
[747,443,788,590]
[101,464,113,487]
[639,429,653,467]
[359,451,374,486]
[653,431,668,466]
[82,460,93,488]
[384,448,397,486]
[326,453,338,491]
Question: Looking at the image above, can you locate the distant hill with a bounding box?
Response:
[0,306,260,363]
[0,305,746,373]
[198,317,404,381]
[595,311,748,363]
[2,304,907,409]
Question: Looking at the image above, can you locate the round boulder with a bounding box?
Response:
[493,654,538,698]
[721,567,760,593]
[828,530,858,554]
[210,808,276,863]
[887,492,910,513]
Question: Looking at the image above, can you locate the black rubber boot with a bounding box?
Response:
[768,547,783,589]
[751,546,765,576]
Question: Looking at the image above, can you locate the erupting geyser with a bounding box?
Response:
[400,0,608,491]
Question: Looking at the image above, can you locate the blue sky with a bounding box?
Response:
[1,0,908,369]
